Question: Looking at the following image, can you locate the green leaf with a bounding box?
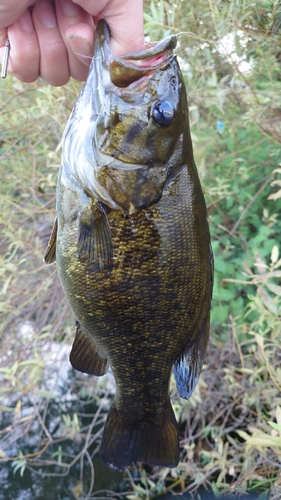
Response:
[268,421,281,433]
[211,305,229,326]
[234,34,242,57]
[34,389,57,399]
[271,245,279,265]
[0,405,14,412]
[266,282,281,297]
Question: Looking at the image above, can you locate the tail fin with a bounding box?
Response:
[100,402,179,471]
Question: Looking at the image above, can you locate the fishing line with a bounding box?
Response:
[174,31,210,44]
[72,53,95,62]
[186,73,204,100]
[173,34,207,100]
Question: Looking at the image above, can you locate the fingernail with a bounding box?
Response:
[68,35,92,59]
[60,0,81,17]
[36,1,57,29]
[19,10,34,33]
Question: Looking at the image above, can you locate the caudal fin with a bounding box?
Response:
[100,402,179,471]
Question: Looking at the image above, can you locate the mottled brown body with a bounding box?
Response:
[44,20,213,471]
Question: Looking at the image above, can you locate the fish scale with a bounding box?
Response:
[44,19,213,471]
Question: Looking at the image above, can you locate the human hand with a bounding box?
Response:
[0,0,144,86]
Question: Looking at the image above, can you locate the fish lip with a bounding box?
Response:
[116,36,177,63]
[96,19,177,88]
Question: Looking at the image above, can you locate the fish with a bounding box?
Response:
[44,19,213,471]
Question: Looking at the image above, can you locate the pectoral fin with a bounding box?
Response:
[78,202,113,272]
[43,218,58,265]
[173,316,209,399]
[70,321,108,376]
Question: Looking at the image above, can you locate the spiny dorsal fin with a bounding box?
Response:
[70,321,108,376]
[78,202,113,272]
[43,218,58,265]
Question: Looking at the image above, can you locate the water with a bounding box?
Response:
[0,456,125,500]
[0,334,124,500]
[0,388,125,500]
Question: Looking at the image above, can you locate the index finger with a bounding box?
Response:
[0,1,36,29]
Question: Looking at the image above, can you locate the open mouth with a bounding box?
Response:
[109,50,174,88]
[95,18,177,88]
[108,38,177,88]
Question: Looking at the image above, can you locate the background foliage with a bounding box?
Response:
[0,0,281,498]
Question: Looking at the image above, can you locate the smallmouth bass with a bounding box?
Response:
[44,20,213,471]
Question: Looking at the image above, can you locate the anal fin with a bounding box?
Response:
[43,218,58,265]
[78,202,113,273]
[70,321,108,376]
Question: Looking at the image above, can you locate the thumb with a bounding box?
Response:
[102,1,144,55]
[72,0,144,55]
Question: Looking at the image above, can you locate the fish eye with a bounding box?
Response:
[170,76,177,87]
[152,101,174,127]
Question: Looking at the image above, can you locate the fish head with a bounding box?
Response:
[65,20,191,214]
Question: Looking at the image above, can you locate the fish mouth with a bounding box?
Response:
[96,19,177,88]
